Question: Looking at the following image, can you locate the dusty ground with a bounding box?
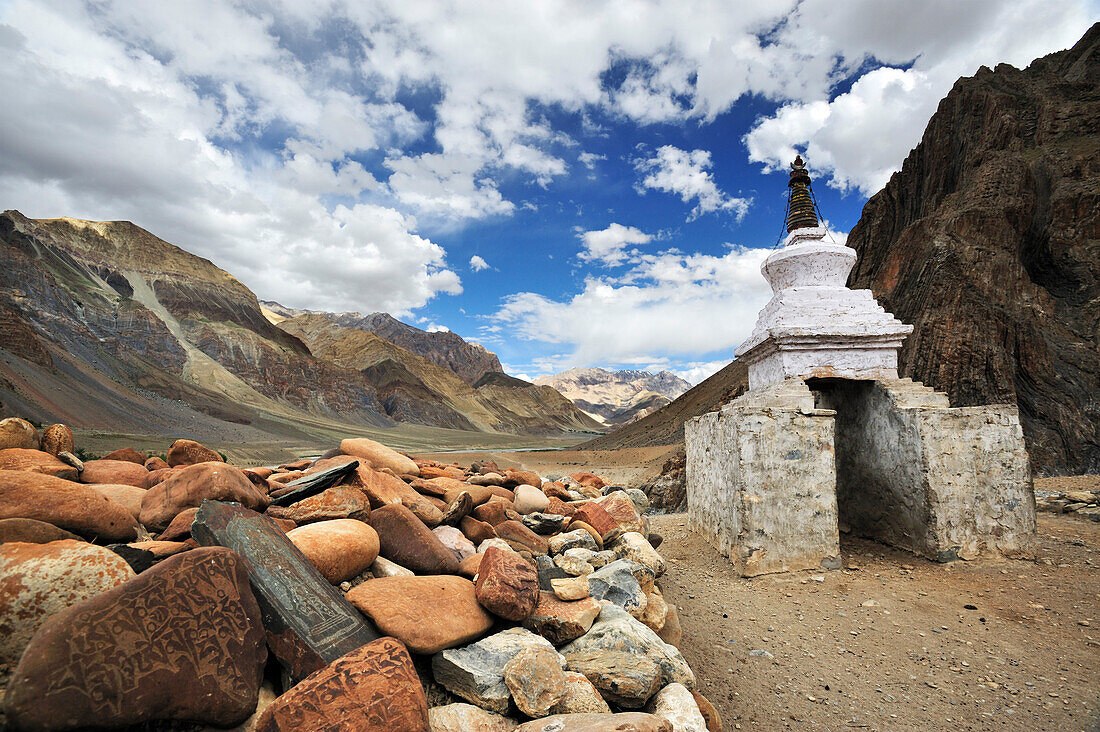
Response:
[651,512,1099,732]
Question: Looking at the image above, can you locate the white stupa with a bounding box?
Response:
[735,156,912,390]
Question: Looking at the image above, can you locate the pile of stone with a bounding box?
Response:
[0,416,720,732]
[1035,488,1100,521]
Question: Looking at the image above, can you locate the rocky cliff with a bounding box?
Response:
[848,24,1099,475]
[535,368,692,426]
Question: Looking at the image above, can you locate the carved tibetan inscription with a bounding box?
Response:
[191,500,379,679]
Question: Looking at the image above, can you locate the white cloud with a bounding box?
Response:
[492,244,772,366]
[577,224,652,267]
[669,360,729,386]
[578,151,607,169]
[635,146,751,220]
[469,255,491,272]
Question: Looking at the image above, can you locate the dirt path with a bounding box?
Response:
[651,513,1099,732]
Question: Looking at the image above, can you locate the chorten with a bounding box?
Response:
[735,156,912,390]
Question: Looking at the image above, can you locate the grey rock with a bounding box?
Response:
[548,529,599,555]
[522,513,569,535]
[432,627,559,714]
[587,559,651,616]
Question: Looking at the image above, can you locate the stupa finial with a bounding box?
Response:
[785,154,819,233]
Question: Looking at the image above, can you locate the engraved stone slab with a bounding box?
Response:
[191,500,379,680]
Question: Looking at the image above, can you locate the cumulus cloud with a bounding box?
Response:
[577,224,652,267]
[635,146,751,220]
[578,152,607,169]
[491,243,772,366]
[469,255,491,272]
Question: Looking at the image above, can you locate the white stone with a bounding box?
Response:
[645,682,707,732]
[513,485,550,514]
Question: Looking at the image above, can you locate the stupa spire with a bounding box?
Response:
[785,155,819,233]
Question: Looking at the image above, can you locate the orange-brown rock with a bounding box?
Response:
[102,447,148,464]
[460,515,497,545]
[0,470,139,541]
[458,552,483,578]
[691,690,722,732]
[473,500,521,527]
[156,507,199,541]
[39,424,74,456]
[143,467,174,489]
[128,540,193,558]
[166,438,223,467]
[144,456,170,471]
[0,518,82,544]
[495,519,550,556]
[339,437,420,477]
[0,448,79,480]
[140,462,269,531]
[0,418,39,451]
[280,458,312,471]
[347,575,493,654]
[410,477,449,498]
[266,484,371,525]
[596,492,647,534]
[488,486,516,502]
[286,519,380,584]
[504,469,542,489]
[571,472,606,490]
[571,502,617,536]
[543,482,574,501]
[79,459,149,488]
[255,637,428,732]
[89,484,147,519]
[445,482,493,506]
[546,496,578,518]
[370,503,460,575]
[475,546,539,621]
[417,465,451,479]
[523,592,601,645]
[247,466,275,479]
[271,471,305,484]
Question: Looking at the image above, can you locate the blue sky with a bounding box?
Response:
[1,1,1095,383]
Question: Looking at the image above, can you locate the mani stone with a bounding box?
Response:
[0,539,135,667]
[523,591,601,645]
[140,462,270,531]
[515,713,673,732]
[495,519,550,555]
[191,500,380,680]
[5,547,266,731]
[0,469,139,541]
[0,448,78,480]
[561,605,694,709]
[371,502,460,574]
[255,637,429,732]
[432,627,560,714]
[346,575,494,654]
[475,546,540,621]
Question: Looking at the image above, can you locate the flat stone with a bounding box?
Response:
[434,524,477,561]
[523,591,601,645]
[371,503,461,575]
[0,517,81,544]
[5,547,266,730]
[473,500,522,526]
[444,482,494,506]
[587,559,649,616]
[0,469,139,541]
[166,438,223,467]
[270,459,360,506]
[347,575,493,654]
[550,671,612,715]
[515,713,672,731]
[0,539,134,667]
[89,483,146,519]
[549,529,600,555]
[191,501,379,680]
[0,418,39,450]
[538,564,572,591]
[495,519,550,555]
[476,546,540,621]
[432,627,560,714]
[645,683,707,732]
[588,550,617,568]
[568,503,617,537]
[460,515,498,544]
[504,647,567,717]
[286,518,380,584]
[561,605,694,708]
[544,496,577,517]
[39,424,74,456]
[428,703,518,732]
[523,512,569,535]
[140,462,269,531]
[555,552,594,576]
[255,636,429,731]
[340,437,420,477]
[612,532,666,577]
[595,492,647,534]
[551,575,590,601]
[266,484,371,525]
[0,448,78,480]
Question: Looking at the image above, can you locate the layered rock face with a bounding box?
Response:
[536,368,691,426]
[847,25,1100,475]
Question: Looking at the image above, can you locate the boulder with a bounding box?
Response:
[144,456,170,471]
[0,448,78,480]
[612,532,666,577]
[102,447,148,464]
[473,500,522,526]
[495,519,549,555]
[5,547,266,731]
[89,483,147,519]
[504,470,542,489]
[0,539,134,667]
[0,418,39,451]
[255,636,429,732]
[339,437,420,477]
[434,524,477,562]
[544,496,577,518]
[140,462,269,531]
[595,492,647,534]
[503,647,567,718]
[347,575,494,654]
[266,484,371,525]
[431,627,560,714]
[0,517,81,544]
[286,519,380,584]
[523,592,601,645]
[0,469,139,541]
[645,683,707,732]
[428,703,517,732]
[514,484,551,514]
[549,529,600,555]
[475,546,540,621]
[549,672,612,715]
[560,605,694,708]
[569,503,617,537]
[515,713,672,732]
[38,424,74,456]
[461,515,498,544]
[166,438,223,467]
[79,458,150,487]
[371,503,460,575]
[587,559,651,617]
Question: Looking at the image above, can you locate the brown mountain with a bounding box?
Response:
[848,23,1099,475]
[535,368,692,426]
[279,314,603,435]
[586,25,1099,476]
